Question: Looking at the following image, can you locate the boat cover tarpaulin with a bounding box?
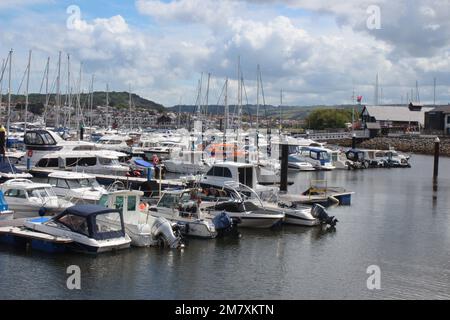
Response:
[0,162,24,174]
[134,159,153,168]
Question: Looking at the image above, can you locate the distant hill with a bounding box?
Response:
[0,91,165,113]
[170,104,363,120]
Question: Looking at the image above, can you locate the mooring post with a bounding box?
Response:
[280,143,289,193]
[433,137,440,183]
[352,133,356,149]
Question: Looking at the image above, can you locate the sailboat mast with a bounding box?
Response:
[256,64,260,130]
[44,57,50,127]
[129,85,132,130]
[7,49,12,135]
[224,78,228,131]
[0,59,5,123]
[76,62,82,134]
[106,83,109,128]
[67,53,71,129]
[56,51,61,128]
[24,50,32,132]
[205,73,210,119]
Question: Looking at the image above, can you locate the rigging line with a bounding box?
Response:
[0,54,10,84]
[216,78,226,106]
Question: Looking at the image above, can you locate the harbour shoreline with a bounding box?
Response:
[331,136,450,157]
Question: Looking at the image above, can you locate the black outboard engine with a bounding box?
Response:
[311,204,338,227]
[212,211,241,237]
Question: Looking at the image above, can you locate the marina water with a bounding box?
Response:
[1,154,449,299]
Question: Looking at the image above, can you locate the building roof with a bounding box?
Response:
[427,105,450,114]
[363,105,433,125]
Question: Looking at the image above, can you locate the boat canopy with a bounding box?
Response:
[53,205,125,240]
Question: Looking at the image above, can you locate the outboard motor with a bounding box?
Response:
[151,217,184,248]
[311,204,338,227]
[212,211,240,237]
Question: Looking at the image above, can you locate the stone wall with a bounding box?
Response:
[332,136,449,156]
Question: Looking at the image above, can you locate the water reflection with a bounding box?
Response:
[1,155,450,299]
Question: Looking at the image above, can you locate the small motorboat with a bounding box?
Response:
[99,189,184,248]
[276,202,338,227]
[47,171,108,204]
[23,205,131,253]
[288,154,315,171]
[0,179,74,218]
[149,188,218,239]
[202,183,285,229]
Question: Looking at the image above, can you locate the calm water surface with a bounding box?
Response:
[1,154,450,299]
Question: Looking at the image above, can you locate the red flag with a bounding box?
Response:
[357,95,363,103]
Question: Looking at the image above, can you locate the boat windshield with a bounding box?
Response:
[98,157,120,165]
[318,151,330,160]
[66,178,100,189]
[28,187,55,199]
[158,193,179,208]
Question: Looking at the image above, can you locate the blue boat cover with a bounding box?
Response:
[134,159,153,168]
[0,162,24,174]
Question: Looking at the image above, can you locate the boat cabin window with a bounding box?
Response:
[95,212,123,233]
[28,187,55,199]
[24,131,56,145]
[72,157,97,167]
[127,196,137,211]
[4,189,27,198]
[36,158,59,168]
[114,196,124,212]
[311,151,329,160]
[80,178,99,188]
[99,194,108,207]
[238,167,253,187]
[206,166,232,178]
[56,179,69,189]
[99,157,119,165]
[158,193,178,208]
[58,214,89,236]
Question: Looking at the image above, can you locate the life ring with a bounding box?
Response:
[152,155,159,165]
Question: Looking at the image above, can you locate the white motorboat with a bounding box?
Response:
[296,147,335,170]
[95,134,133,154]
[199,162,277,198]
[202,183,285,229]
[0,179,73,218]
[22,129,130,176]
[47,171,108,204]
[287,154,315,171]
[23,205,131,253]
[164,151,212,174]
[149,189,217,239]
[99,189,183,248]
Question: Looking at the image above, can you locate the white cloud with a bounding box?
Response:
[2,0,450,107]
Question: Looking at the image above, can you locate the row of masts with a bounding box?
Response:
[192,58,284,132]
[0,49,137,133]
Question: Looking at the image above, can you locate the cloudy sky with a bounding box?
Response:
[1,0,449,107]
